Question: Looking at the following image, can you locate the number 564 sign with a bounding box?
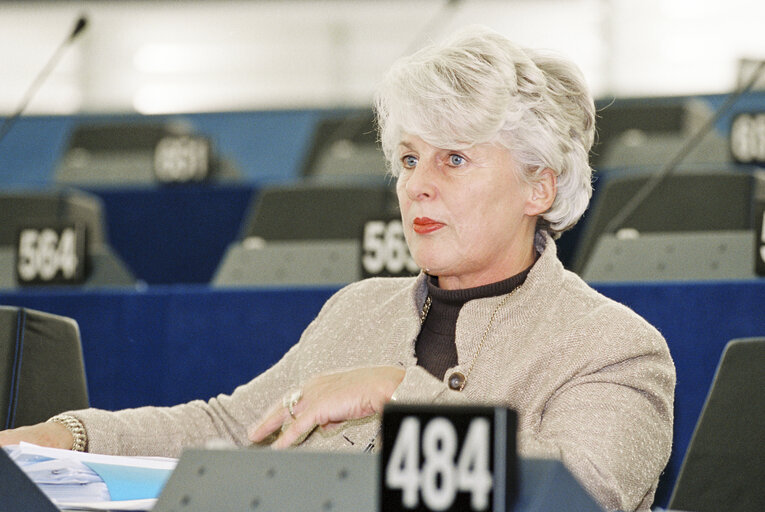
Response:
[381,405,517,512]
[15,224,87,285]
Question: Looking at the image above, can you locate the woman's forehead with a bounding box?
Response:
[397,133,501,153]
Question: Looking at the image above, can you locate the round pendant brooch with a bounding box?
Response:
[448,371,466,391]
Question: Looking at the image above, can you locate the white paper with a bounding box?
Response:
[6,443,177,510]
[56,498,157,511]
[17,442,177,470]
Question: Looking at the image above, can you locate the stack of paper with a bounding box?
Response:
[3,442,177,511]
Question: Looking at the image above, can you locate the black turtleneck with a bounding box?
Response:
[415,267,532,380]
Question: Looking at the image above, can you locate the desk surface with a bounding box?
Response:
[1,278,763,509]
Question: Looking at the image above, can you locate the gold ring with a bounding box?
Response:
[283,389,302,420]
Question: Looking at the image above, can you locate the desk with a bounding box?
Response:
[1,278,763,508]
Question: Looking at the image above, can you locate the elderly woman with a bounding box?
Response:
[1,26,674,512]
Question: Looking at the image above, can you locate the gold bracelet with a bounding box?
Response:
[47,414,87,452]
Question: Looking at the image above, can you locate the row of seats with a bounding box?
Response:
[0,168,761,289]
[2,302,761,511]
[216,169,762,286]
[49,98,739,188]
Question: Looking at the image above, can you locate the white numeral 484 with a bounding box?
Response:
[386,417,493,510]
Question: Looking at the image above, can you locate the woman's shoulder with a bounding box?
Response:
[557,269,669,351]
[342,275,420,293]
[334,275,419,299]
[295,275,422,357]
[529,237,655,335]
[318,275,420,315]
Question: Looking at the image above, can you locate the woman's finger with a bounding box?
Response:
[247,403,292,443]
[270,407,318,449]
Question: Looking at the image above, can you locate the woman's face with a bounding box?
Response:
[396,134,548,290]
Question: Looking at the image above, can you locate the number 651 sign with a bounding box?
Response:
[381,405,517,512]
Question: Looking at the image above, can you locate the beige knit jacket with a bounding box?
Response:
[69,233,675,511]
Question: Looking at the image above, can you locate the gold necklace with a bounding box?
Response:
[420,291,514,391]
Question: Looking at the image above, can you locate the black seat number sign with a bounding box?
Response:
[154,135,211,183]
[381,404,517,512]
[361,219,420,278]
[730,112,765,165]
[15,224,87,285]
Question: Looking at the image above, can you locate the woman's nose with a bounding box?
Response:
[404,160,436,200]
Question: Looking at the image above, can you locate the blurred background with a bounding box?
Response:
[1,3,764,508]
[1,0,763,115]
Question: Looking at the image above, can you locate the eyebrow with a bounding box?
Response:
[397,140,416,152]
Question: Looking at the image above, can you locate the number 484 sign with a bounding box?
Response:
[381,405,517,512]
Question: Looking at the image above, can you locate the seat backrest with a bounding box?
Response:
[597,131,730,170]
[213,239,360,287]
[0,246,136,290]
[309,142,388,178]
[0,306,89,429]
[668,337,765,512]
[572,171,753,273]
[54,122,241,186]
[581,230,756,282]
[0,190,107,247]
[0,190,136,288]
[239,182,399,241]
[300,110,388,179]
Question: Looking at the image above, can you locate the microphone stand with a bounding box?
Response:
[602,60,765,235]
[0,16,88,149]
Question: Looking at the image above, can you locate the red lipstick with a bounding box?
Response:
[412,217,444,234]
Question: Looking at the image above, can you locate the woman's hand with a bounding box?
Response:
[0,422,73,449]
[248,366,405,449]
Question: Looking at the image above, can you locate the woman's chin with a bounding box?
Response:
[414,261,445,277]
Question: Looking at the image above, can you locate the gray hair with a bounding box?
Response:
[375,25,595,237]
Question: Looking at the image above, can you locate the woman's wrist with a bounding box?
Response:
[47,414,87,452]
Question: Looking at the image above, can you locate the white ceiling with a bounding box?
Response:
[1,0,763,115]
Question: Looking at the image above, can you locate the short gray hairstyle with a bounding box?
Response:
[375,25,596,237]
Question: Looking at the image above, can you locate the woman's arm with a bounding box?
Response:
[27,336,306,457]
[0,421,73,449]
[248,365,406,448]
[518,347,675,512]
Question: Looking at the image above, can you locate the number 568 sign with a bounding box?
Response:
[361,219,419,278]
[381,405,517,512]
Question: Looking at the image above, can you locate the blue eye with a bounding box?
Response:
[449,154,465,166]
[402,155,418,169]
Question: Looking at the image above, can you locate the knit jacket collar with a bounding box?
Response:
[396,231,564,368]
[408,230,560,318]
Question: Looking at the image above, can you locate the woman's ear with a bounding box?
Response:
[525,168,557,216]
